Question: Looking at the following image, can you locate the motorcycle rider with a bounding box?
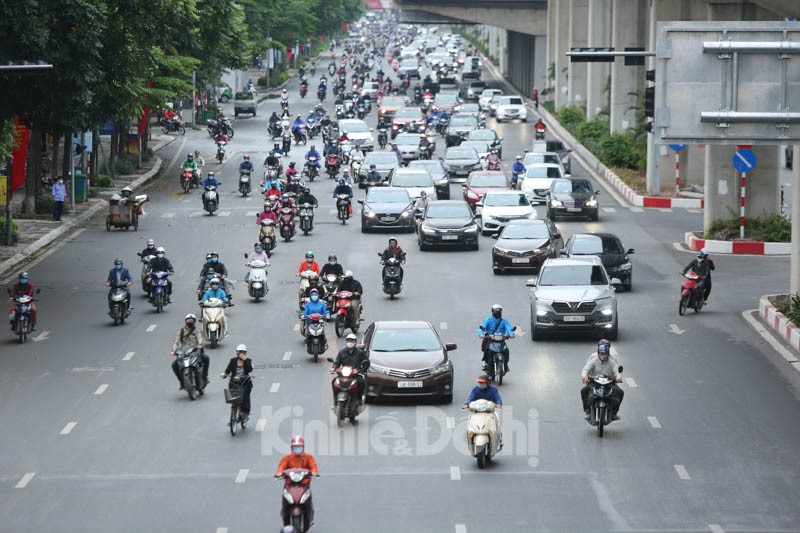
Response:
[269,111,280,127]
[305,145,322,169]
[264,150,282,173]
[380,238,406,282]
[331,333,369,402]
[245,243,270,284]
[148,247,174,302]
[301,288,330,323]
[683,249,714,304]
[139,238,158,259]
[320,254,344,279]
[285,161,299,181]
[581,339,623,421]
[199,251,229,280]
[291,114,306,141]
[220,344,253,421]
[180,152,199,184]
[337,271,363,326]
[484,149,501,169]
[462,374,503,444]
[201,277,229,303]
[414,190,430,216]
[170,314,209,388]
[193,150,205,169]
[280,193,298,214]
[257,201,279,224]
[202,171,221,209]
[239,154,254,175]
[105,258,133,314]
[296,186,319,208]
[511,155,526,187]
[332,178,354,216]
[8,272,38,330]
[478,304,515,373]
[534,118,547,135]
[275,436,319,528]
[297,251,321,276]
[264,175,282,197]
[365,164,382,187]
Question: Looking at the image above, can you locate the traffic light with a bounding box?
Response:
[644,87,655,117]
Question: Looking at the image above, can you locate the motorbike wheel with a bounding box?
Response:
[18,320,27,343]
[335,315,346,338]
[182,180,190,194]
[495,361,504,386]
[230,405,239,436]
[389,291,395,301]
[291,515,302,532]
[597,406,605,438]
[177,125,186,135]
[155,293,164,314]
[160,124,170,135]
[210,330,218,349]
[678,294,688,316]
[335,402,346,427]
[185,374,196,401]
[476,448,487,469]
[112,307,121,327]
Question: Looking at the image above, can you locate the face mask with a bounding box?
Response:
[292,446,303,455]
[389,243,396,249]
[478,383,488,390]
[492,312,502,319]
[329,261,337,266]
[346,342,356,349]
[210,258,218,263]
[310,295,319,302]
[115,265,122,270]
[157,253,164,258]
[307,259,313,263]
[20,279,28,285]
[255,248,263,253]
[599,354,609,362]
[185,322,195,329]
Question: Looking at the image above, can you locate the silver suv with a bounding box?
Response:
[526,257,619,340]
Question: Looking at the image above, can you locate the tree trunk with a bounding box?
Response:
[22,126,40,214]
[109,124,118,171]
[91,127,99,179]
[61,133,71,202]
[51,133,61,179]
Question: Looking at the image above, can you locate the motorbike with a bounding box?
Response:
[298,203,315,235]
[479,326,516,385]
[175,347,206,401]
[203,185,219,215]
[280,96,289,109]
[244,253,269,302]
[225,375,251,436]
[317,87,326,101]
[108,285,130,326]
[334,103,345,120]
[326,154,340,179]
[304,158,319,181]
[356,102,367,119]
[259,219,277,255]
[216,141,226,164]
[326,357,367,426]
[160,116,186,135]
[300,312,328,362]
[333,290,360,337]
[350,158,362,178]
[200,297,228,348]
[329,63,336,75]
[149,271,170,313]
[379,255,403,300]
[535,127,546,140]
[466,400,501,468]
[294,126,308,146]
[307,118,319,139]
[180,167,194,194]
[679,272,706,315]
[279,206,296,242]
[8,288,39,343]
[321,274,339,308]
[207,118,234,139]
[299,84,308,98]
[239,169,252,196]
[485,159,501,171]
[282,134,292,154]
[377,128,388,149]
[277,468,315,532]
[336,194,351,224]
[137,253,155,294]
[269,122,282,139]
[587,366,623,438]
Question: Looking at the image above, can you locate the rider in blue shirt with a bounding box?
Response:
[478,304,515,372]
[305,145,321,168]
[463,374,503,406]
[203,171,220,188]
[239,154,254,174]
[511,156,526,186]
[300,289,330,323]
[201,278,229,303]
[291,114,306,135]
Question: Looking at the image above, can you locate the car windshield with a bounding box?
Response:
[371,327,441,351]
[460,142,489,153]
[450,116,477,127]
[570,180,594,193]
[426,203,471,218]
[469,130,494,141]
[365,153,398,165]
[342,121,369,133]
[395,108,422,119]
[571,236,624,255]
[367,189,410,203]
[538,265,608,286]
[527,166,562,179]
[485,193,529,207]
[481,90,500,98]
[436,93,458,103]
[393,173,432,187]
[501,223,549,239]
[468,173,506,187]
[395,133,421,144]
[501,97,523,106]
[447,149,478,160]
[234,92,252,100]
[460,104,480,113]
[409,161,442,174]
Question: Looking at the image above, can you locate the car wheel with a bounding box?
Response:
[441,394,453,404]
[419,239,427,251]
[471,241,479,251]
[361,225,369,234]
[547,209,555,220]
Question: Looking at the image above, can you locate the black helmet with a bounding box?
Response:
[114,258,123,266]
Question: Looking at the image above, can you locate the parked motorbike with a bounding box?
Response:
[203,185,219,215]
[587,366,623,438]
[200,297,228,348]
[279,206,296,242]
[216,141,226,164]
[479,326,516,385]
[326,357,367,426]
[175,347,205,400]
[244,253,269,303]
[8,288,39,343]
[298,203,315,235]
[466,399,502,468]
[149,271,170,313]
[277,468,316,532]
[336,194,351,224]
[259,219,277,255]
[108,285,130,326]
[379,255,403,299]
[300,312,328,362]
[679,272,705,315]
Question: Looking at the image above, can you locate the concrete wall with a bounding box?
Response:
[411,5,547,36]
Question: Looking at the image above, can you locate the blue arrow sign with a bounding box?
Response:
[733,148,756,173]
[669,144,686,152]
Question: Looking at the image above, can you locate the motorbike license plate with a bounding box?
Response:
[398,381,423,388]
[563,315,585,322]
[441,235,458,240]
[512,257,530,263]
[567,207,582,212]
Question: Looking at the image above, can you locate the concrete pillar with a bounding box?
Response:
[568,0,588,106]
[610,0,644,132]
[586,0,611,120]
[703,144,738,234]
[685,144,706,187]
[534,35,548,96]
[554,0,570,109]
[547,0,556,103]
[747,146,780,218]
[791,146,799,295]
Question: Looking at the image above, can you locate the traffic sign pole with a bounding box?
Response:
[740,172,746,240]
[674,152,680,195]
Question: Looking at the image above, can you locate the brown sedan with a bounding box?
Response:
[492,219,564,275]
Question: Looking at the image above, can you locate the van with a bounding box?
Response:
[233,91,257,117]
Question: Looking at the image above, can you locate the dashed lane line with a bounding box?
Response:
[216,528,228,533]
[161,213,176,218]
[450,466,461,481]
[234,469,249,483]
[602,207,617,213]
[708,525,725,533]
[455,525,467,533]
[15,472,35,489]
[625,377,638,388]
[94,384,109,396]
[218,211,231,217]
[658,208,672,213]
[446,417,455,429]
[60,422,77,435]
[647,416,661,429]
[255,419,267,432]
[122,352,135,361]
[440,322,448,330]
[270,382,280,393]
[146,324,157,332]
[630,207,644,213]
[674,464,691,480]
[283,351,292,361]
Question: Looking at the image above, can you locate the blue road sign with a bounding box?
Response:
[732,148,757,173]
[669,144,686,152]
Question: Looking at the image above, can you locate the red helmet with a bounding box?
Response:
[291,435,305,447]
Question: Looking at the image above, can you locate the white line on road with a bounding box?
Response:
[122,351,135,361]
[674,464,691,480]
[455,525,467,533]
[218,211,231,217]
[625,377,638,388]
[293,323,300,331]
[647,416,661,429]
[146,324,157,332]
[440,322,448,330]
[94,384,109,396]
[216,528,228,533]
[270,382,280,393]
[669,323,686,335]
[283,351,292,361]
[741,310,800,367]
[630,207,644,213]
[708,525,725,533]
[246,211,258,217]
[15,472,35,489]
[161,213,176,218]
[32,330,50,343]
[602,207,617,213]
[446,416,456,429]
[234,469,249,483]
[658,208,672,213]
[255,419,267,432]
[688,209,702,214]
[450,466,461,481]
[328,209,336,215]
[673,242,688,252]
[189,212,204,217]
[60,422,77,435]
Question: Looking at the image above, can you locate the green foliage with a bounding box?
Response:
[705,212,791,242]
[575,118,609,152]
[779,293,800,327]
[114,156,136,175]
[542,101,555,113]
[557,105,585,132]
[93,175,114,187]
[0,216,19,239]
[0,118,16,164]
[596,132,640,169]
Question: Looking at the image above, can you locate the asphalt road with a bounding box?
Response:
[1,47,798,533]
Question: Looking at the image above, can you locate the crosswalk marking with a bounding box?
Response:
[161,213,176,218]
[602,207,617,213]
[630,207,644,213]
[218,211,231,217]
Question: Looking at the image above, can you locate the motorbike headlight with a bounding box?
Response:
[550,199,563,207]
[431,361,451,374]
[618,261,632,271]
[585,198,598,207]
[368,363,391,375]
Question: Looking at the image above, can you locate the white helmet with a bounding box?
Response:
[156,246,166,254]
[236,344,247,352]
[346,333,358,341]
[184,313,197,320]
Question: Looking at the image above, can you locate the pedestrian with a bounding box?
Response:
[52,176,66,221]
[532,86,539,109]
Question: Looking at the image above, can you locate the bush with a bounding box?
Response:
[575,118,609,152]
[597,132,639,169]
[93,175,114,188]
[777,293,800,327]
[705,212,791,242]
[0,215,18,240]
[542,100,555,113]
[557,105,585,133]
[115,157,136,175]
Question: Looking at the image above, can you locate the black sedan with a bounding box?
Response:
[359,187,416,233]
[417,200,480,251]
[546,178,600,221]
[491,219,564,274]
[562,232,634,290]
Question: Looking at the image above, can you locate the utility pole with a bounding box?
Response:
[191,70,197,127]
[5,159,13,246]
[70,132,75,209]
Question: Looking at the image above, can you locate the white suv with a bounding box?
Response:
[495,95,527,122]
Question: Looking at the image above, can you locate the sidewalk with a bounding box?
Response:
[0,133,175,280]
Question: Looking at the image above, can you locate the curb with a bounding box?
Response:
[0,158,163,277]
[684,231,790,255]
[759,295,800,356]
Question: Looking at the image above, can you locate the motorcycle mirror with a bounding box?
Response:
[244,253,249,258]
[525,278,537,287]
[136,252,142,257]
[618,365,623,373]
[511,326,517,331]
[444,343,457,351]
[357,343,366,350]
[626,248,635,254]
[326,357,335,363]
[491,233,500,239]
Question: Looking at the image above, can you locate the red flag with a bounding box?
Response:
[11,117,29,192]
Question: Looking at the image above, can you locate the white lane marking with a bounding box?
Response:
[708,525,725,533]
[146,324,157,332]
[255,419,267,432]
[216,528,228,533]
[32,330,50,343]
[602,207,617,213]
[189,212,204,217]
[15,472,35,489]
[741,310,800,367]
[94,384,109,396]
[625,377,638,388]
[218,211,231,217]
[328,209,337,215]
[688,209,702,214]
[246,211,258,217]
[283,351,292,361]
[270,382,280,393]
[161,213,176,218]
[674,464,691,480]
[440,322,448,330]
[658,208,672,213]
[122,351,135,361]
[647,416,661,429]
[609,345,619,356]
[293,323,300,331]
[60,422,77,435]
[455,525,467,533]
[450,466,461,481]
[446,416,456,429]
[630,207,644,213]
[673,242,687,252]
[234,469,249,483]
[669,323,686,335]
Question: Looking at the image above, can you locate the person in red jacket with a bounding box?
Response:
[275,436,319,527]
[8,271,37,329]
[296,251,320,276]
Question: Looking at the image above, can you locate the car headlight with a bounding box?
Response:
[550,199,563,207]
[365,209,376,218]
[464,224,478,233]
[600,308,614,316]
[420,225,435,234]
[618,261,632,271]
[586,199,598,207]
[400,211,410,219]
[493,246,512,255]
[435,178,448,186]
[527,212,538,219]
[465,190,480,201]
[368,363,391,375]
[432,361,451,374]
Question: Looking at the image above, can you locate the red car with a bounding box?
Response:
[462,170,511,210]
[391,107,425,139]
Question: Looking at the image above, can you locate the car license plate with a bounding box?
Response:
[563,315,585,322]
[512,257,530,264]
[567,207,582,212]
[381,216,395,222]
[441,235,458,240]
[398,381,423,388]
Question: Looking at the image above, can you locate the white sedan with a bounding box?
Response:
[476,190,537,235]
[495,95,527,122]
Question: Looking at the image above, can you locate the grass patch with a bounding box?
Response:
[773,293,800,327]
[610,167,646,194]
[705,212,791,242]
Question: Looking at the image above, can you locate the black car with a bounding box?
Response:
[546,178,599,221]
[562,233,634,290]
[445,114,479,147]
[491,219,564,275]
[417,200,480,251]
[359,186,416,233]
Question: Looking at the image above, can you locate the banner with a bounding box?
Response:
[11,118,29,192]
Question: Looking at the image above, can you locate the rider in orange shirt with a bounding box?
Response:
[296,251,321,276]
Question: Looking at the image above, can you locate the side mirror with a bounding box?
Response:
[475,201,483,207]
[444,342,458,351]
[618,365,624,373]
[626,248,635,254]
[377,253,383,257]
[595,190,600,195]
[357,199,365,205]
[525,278,537,287]
[326,357,335,363]
[610,277,622,285]
[491,233,499,240]
[244,253,249,259]
[474,213,481,218]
